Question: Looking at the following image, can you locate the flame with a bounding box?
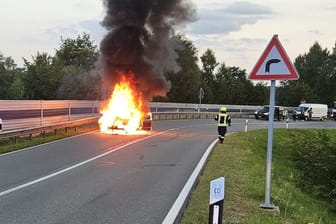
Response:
[99,75,148,135]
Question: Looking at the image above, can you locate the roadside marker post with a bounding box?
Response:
[248,34,299,209]
[245,119,248,132]
[209,177,225,224]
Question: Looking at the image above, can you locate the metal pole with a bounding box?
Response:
[199,94,201,113]
[68,101,71,121]
[198,87,204,113]
[0,117,3,132]
[260,80,276,209]
[40,101,43,127]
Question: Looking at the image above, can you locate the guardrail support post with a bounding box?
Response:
[68,101,71,121]
[40,101,44,127]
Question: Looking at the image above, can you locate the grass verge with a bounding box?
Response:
[180,129,336,224]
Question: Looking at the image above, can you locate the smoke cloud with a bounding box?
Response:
[98,0,196,100]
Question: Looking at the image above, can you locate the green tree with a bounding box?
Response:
[7,71,25,99]
[292,42,330,104]
[23,52,63,99]
[0,54,25,99]
[322,42,336,106]
[57,66,101,100]
[249,82,269,105]
[55,33,99,70]
[55,33,101,99]
[278,80,316,107]
[200,49,218,103]
[214,63,254,105]
[166,36,201,103]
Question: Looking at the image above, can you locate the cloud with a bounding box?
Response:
[225,1,274,15]
[186,34,268,68]
[308,29,321,36]
[194,36,267,54]
[44,20,106,46]
[322,5,336,11]
[187,1,275,35]
[79,20,106,43]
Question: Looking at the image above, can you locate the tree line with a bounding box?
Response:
[1,33,336,107]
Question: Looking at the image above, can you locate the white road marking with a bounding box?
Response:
[0,129,178,197]
[162,138,219,224]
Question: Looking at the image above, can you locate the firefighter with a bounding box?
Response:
[215,106,231,144]
[308,107,313,120]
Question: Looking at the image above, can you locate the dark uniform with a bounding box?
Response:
[215,107,231,144]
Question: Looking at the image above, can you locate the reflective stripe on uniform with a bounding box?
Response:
[217,114,227,127]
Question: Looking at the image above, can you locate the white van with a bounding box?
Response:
[293,103,328,121]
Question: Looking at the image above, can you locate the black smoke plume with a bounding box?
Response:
[98,0,196,100]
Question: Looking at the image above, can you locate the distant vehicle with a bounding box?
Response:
[254,105,286,120]
[331,101,336,121]
[293,103,328,121]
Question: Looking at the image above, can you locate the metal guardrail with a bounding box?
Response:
[153,112,216,120]
[0,100,258,143]
[0,117,98,142]
[1,114,99,131]
[152,112,254,120]
[0,100,259,132]
[0,111,254,143]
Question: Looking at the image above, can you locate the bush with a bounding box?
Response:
[292,130,336,206]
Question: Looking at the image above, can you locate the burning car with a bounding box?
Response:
[103,112,152,133]
[98,76,152,134]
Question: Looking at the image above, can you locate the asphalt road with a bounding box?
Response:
[0,119,219,224]
[0,118,335,224]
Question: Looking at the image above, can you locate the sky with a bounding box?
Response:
[0,0,336,72]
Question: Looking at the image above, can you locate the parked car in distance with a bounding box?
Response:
[254,105,286,121]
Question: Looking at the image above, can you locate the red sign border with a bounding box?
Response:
[248,35,299,80]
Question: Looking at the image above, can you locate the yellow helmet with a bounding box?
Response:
[220,106,227,112]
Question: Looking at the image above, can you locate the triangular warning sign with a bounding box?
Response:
[249,35,299,80]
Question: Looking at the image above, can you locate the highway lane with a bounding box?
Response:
[0,118,335,224]
[0,119,220,224]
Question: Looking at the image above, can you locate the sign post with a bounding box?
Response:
[248,34,299,209]
[198,87,204,112]
[261,79,276,209]
[209,177,225,224]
